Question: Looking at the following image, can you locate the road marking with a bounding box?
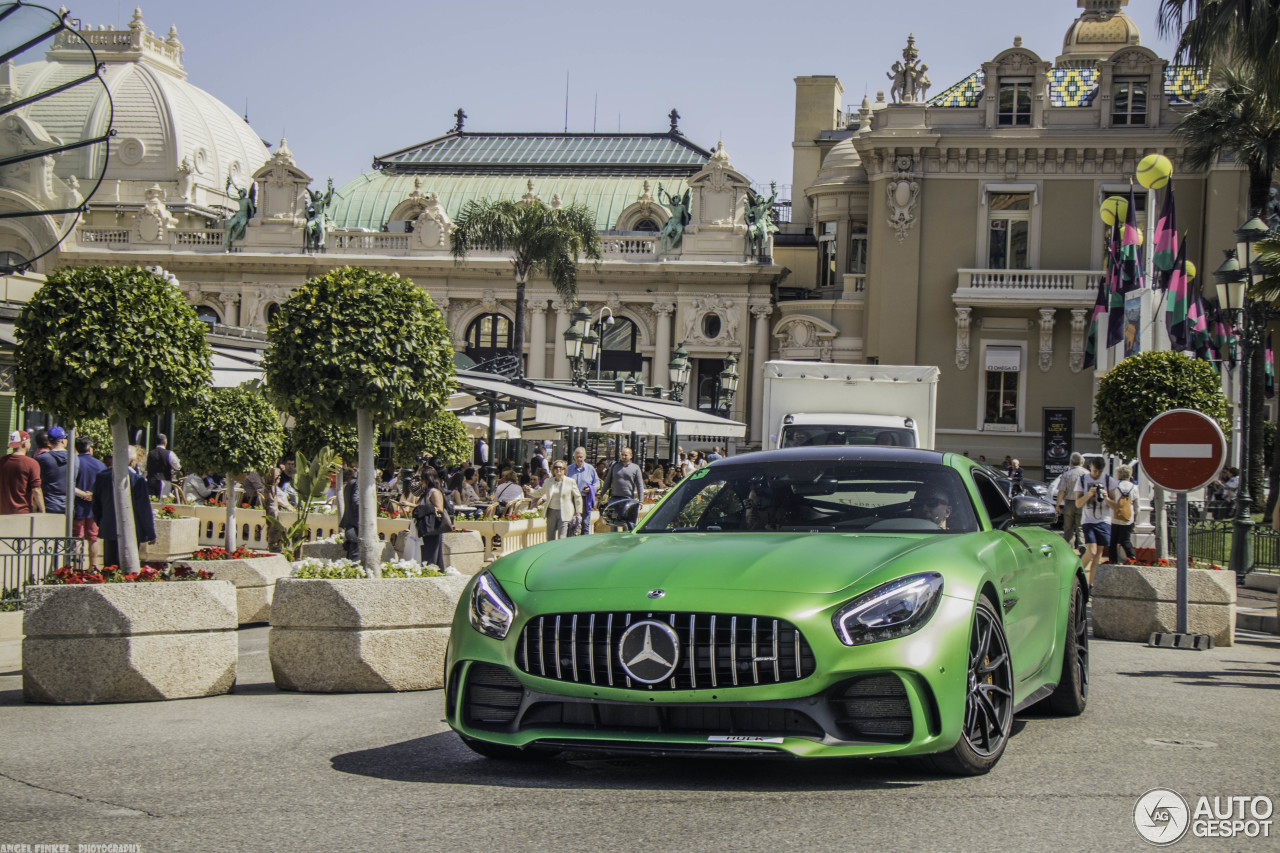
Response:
[1149,443,1213,458]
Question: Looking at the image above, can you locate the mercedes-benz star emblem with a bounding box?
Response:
[647,589,665,599]
[617,620,681,684]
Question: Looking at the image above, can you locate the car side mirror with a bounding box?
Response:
[1010,495,1057,526]
[603,498,641,526]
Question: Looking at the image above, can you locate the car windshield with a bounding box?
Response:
[639,460,978,534]
[780,425,916,448]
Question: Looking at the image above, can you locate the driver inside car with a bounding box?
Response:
[911,488,954,529]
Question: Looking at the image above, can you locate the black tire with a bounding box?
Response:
[1045,576,1089,716]
[460,735,555,761]
[928,595,1014,776]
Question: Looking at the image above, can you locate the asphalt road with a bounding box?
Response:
[0,625,1277,853]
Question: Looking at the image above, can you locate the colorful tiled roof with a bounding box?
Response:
[1165,66,1210,105]
[1049,67,1100,107]
[375,132,712,175]
[928,71,984,108]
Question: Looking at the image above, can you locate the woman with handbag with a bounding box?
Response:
[412,467,451,568]
[534,460,583,541]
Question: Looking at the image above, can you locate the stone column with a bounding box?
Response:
[527,299,548,378]
[551,300,572,380]
[750,303,774,446]
[652,302,674,392]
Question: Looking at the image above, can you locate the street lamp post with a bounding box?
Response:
[563,306,590,387]
[717,353,739,417]
[667,343,691,403]
[1225,214,1270,583]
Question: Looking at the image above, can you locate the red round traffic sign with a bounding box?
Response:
[1137,409,1227,493]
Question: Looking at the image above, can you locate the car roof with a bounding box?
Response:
[709,447,950,468]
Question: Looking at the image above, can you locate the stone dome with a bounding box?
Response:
[1059,0,1141,64]
[9,8,268,194]
[812,135,865,188]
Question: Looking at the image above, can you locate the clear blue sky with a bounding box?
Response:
[65,0,1180,194]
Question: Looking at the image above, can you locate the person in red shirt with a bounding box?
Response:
[0,430,44,514]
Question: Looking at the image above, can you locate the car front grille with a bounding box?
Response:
[521,700,826,739]
[515,611,816,691]
[463,663,523,726]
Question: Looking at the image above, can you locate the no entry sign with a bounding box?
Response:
[1137,409,1227,493]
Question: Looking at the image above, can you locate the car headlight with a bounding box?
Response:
[832,572,944,646]
[469,572,517,640]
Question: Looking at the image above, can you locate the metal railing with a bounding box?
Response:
[1163,501,1280,574]
[0,537,85,607]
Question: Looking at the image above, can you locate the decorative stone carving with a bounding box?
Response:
[251,137,311,225]
[605,292,623,314]
[480,290,498,313]
[135,184,176,243]
[1069,308,1088,373]
[681,294,739,345]
[772,314,838,360]
[176,155,195,201]
[886,155,920,242]
[751,303,774,321]
[1038,308,1056,372]
[955,307,973,370]
[652,301,675,318]
[885,34,931,104]
[412,192,454,249]
[519,179,539,206]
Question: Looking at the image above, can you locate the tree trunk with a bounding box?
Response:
[109,412,140,572]
[357,409,379,576]
[512,275,527,377]
[1248,336,1267,512]
[224,470,237,551]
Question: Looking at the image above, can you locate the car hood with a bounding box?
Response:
[518,532,940,595]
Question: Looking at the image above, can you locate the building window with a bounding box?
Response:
[847,220,867,275]
[196,306,220,326]
[265,302,280,327]
[997,81,1032,126]
[986,193,1031,270]
[818,221,838,288]
[633,219,659,232]
[696,358,725,412]
[464,313,512,363]
[1111,80,1148,126]
[983,346,1022,430]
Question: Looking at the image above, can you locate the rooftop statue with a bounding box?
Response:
[657,183,691,254]
[224,176,255,250]
[304,178,336,251]
[745,182,780,257]
[886,35,930,104]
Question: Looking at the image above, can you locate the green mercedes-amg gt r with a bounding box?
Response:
[444,448,1089,775]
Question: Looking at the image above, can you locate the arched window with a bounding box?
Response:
[632,219,659,232]
[265,302,280,327]
[465,313,513,364]
[196,306,221,326]
[597,316,642,380]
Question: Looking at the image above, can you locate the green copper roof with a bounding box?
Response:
[374,131,711,174]
[331,172,688,232]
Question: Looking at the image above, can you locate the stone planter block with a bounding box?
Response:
[22,581,237,704]
[443,531,485,575]
[269,576,469,692]
[140,516,200,563]
[180,555,291,624]
[1092,564,1237,647]
[297,541,396,562]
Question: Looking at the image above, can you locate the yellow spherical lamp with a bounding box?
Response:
[1100,196,1128,227]
[1136,154,1174,190]
[1185,260,1196,281]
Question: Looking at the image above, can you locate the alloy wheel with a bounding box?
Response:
[962,604,1013,757]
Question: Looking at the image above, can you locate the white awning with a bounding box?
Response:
[984,346,1022,372]
[209,346,264,388]
[458,414,520,439]
[450,372,603,431]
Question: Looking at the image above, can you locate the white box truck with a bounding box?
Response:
[762,361,940,450]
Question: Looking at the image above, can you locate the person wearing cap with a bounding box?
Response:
[0,430,44,514]
[72,435,106,569]
[36,426,70,514]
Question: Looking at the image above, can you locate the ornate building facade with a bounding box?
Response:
[776,0,1254,469]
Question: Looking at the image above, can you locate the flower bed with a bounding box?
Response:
[269,569,470,693]
[177,547,291,625]
[23,579,238,704]
[46,564,212,584]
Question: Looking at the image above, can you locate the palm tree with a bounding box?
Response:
[1159,1,1280,96]
[1177,64,1280,511]
[450,198,602,375]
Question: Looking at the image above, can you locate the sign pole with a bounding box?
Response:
[1176,492,1188,635]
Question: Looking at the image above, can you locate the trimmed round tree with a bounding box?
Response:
[15,266,212,572]
[394,410,471,468]
[179,387,285,551]
[265,266,453,573]
[1095,351,1229,459]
